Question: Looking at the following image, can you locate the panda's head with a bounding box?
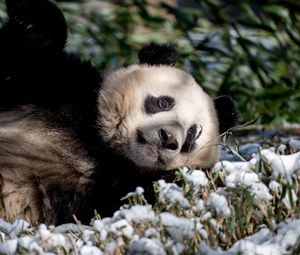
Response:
[98,43,238,171]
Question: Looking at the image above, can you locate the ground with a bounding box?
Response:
[0,129,299,255]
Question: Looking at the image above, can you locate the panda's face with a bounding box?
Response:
[98,65,219,170]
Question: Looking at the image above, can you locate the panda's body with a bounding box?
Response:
[0,102,166,225]
[0,0,238,225]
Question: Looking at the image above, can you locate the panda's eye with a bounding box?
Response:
[145,95,175,114]
[181,124,202,153]
[186,125,197,143]
[158,97,171,109]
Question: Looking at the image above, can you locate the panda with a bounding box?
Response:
[0,0,238,225]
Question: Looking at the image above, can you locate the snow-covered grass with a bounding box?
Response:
[1,136,300,254]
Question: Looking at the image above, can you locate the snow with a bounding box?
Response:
[105,238,125,254]
[0,218,30,239]
[39,224,67,249]
[0,239,17,254]
[268,180,280,193]
[144,228,160,238]
[208,193,231,216]
[168,241,185,255]
[157,180,190,208]
[260,149,300,183]
[80,245,103,255]
[128,238,166,255]
[0,138,300,254]
[215,159,272,202]
[250,182,272,202]
[108,219,134,238]
[199,219,300,255]
[201,212,212,221]
[114,205,155,224]
[192,199,205,212]
[82,229,95,245]
[199,228,208,239]
[277,144,287,154]
[225,168,259,187]
[180,167,208,187]
[122,186,144,200]
[213,160,256,176]
[93,221,108,240]
[282,188,297,209]
[215,148,300,204]
[27,241,43,254]
[11,219,30,236]
[159,212,203,242]
[18,236,33,250]
[289,139,300,151]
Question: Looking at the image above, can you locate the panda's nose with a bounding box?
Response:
[158,128,178,150]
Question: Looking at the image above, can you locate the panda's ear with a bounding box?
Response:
[214,95,239,134]
[5,0,67,51]
[138,42,178,66]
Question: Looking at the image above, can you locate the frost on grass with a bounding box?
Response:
[260,149,300,183]
[208,193,231,217]
[0,139,300,254]
[213,159,273,203]
[180,167,208,188]
[199,219,300,255]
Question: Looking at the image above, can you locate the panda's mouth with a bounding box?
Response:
[134,144,173,168]
[157,155,166,165]
[130,128,180,169]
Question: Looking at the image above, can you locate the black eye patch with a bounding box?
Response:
[145,95,175,114]
[181,124,202,153]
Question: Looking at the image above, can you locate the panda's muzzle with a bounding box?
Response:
[133,126,183,168]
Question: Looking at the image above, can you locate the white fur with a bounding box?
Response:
[98,65,219,170]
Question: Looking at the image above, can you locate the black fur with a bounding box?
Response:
[138,42,178,66]
[214,95,239,134]
[0,0,172,225]
[5,0,67,51]
[0,0,100,109]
